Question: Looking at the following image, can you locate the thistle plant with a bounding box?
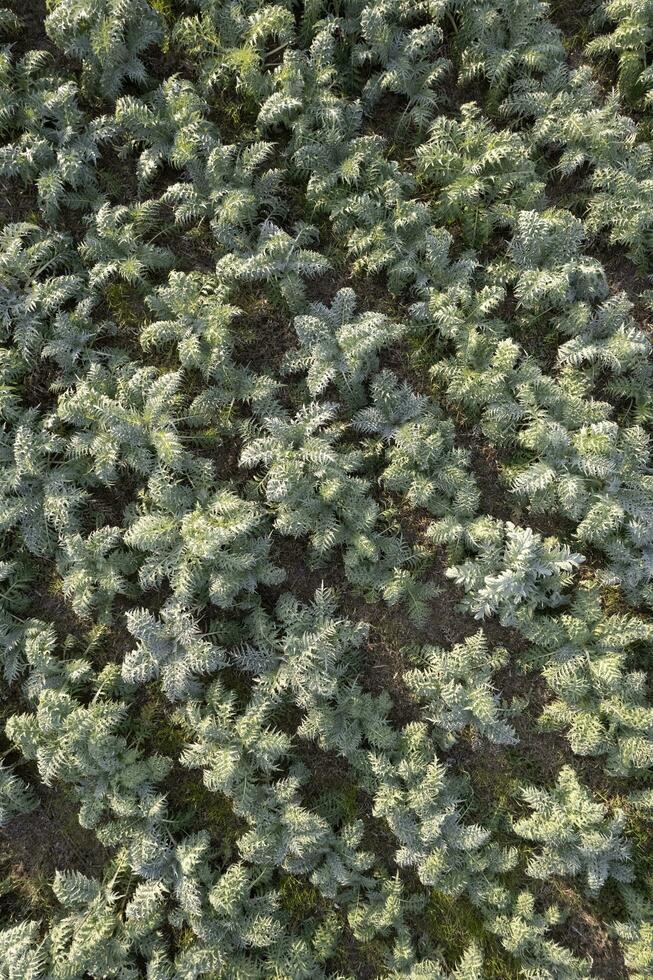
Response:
[125,468,285,609]
[0,763,37,826]
[442,519,585,625]
[45,0,164,99]
[284,288,406,406]
[513,766,633,895]
[2,0,653,974]
[405,631,518,748]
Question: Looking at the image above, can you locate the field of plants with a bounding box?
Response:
[2,0,653,976]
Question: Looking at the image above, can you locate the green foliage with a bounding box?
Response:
[513,766,633,894]
[612,889,653,980]
[416,103,543,246]
[241,401,380,560]
[125,468,285,607]
[215,219,329,311]
[123,601,227,701]
[284,288,406,405]
[2,0,653,975]
[116,78,219,188]
[587,0,653,109]
[163,138,286,249]
[57,525,136,622]
[405,631,518,748]
[58,362,187,481]
[7,684,171,832]
[0,763,38,826]
[486,890,590,979]
[0,74,113,218]
[173,0,295,103]
[441,519,585,625]
[354,0,450,131]
[80,201,174,290]
[587,147,653,270]
[45,0,164,99]
[370,723,517,900]
[522,583,653,775]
